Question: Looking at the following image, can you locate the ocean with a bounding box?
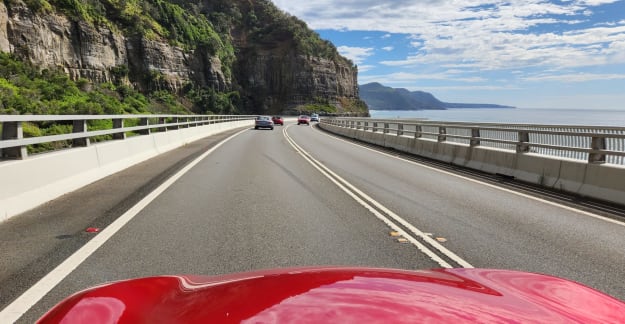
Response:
[369,108,625,127]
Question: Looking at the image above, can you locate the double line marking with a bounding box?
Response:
[283,126,473,269]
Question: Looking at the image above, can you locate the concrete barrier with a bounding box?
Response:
[0,120,252,222]
[320,123,625,206]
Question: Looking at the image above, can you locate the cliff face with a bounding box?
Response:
[0,0,364,115]
[237,47,360,114]
[0,1,228,94]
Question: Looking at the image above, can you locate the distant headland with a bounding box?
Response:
[359,82,515,110]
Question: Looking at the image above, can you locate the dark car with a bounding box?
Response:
[297,115,310,125]
[272,116,284,125]
[254,116,274,130]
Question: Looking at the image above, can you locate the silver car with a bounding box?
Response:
[255,116,274,130]
[310,113,320,122]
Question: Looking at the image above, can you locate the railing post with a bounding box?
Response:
[517,131,530,153]
[158,117,167,132]
[112,118,125,140]
[138,118,150,135]
[438,126,447,142]
[415,125,422,138]
[470,128,481,147]
[373,122,378,133]
[169,117,179,130]
[72,120,90,147]
[364,121,369,132]
[589,136,606,164]
[397,123,404,136]
[1,121,28,159]
[384,123,389,134]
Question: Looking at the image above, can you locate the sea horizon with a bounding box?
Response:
[368,107,625,127]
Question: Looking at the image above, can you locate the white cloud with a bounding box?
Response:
[336,46,374,65]
[381,46,394,51]
[360,71,487,83]
[273,0,625,71]
[273,0,625,108]
[356,65,376,72]
[522,73,625,82]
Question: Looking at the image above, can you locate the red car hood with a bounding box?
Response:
[38,267,625,323]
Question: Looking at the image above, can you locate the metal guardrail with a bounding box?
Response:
[0,114,256,160]
[321,118,625,165]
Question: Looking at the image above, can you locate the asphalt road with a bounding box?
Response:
[2,121,625,322]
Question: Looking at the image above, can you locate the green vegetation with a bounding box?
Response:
[0,52,151,115]
[6,0,235,71]
[339,97,369,114]
[296,99,369,116]
[0,52,181,153]
[240,0,351,64]
[183,86,239,115]
[298,103,337,114]
[1,0,363,119]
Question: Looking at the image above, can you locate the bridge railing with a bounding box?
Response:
[0,114,256,160]
[321,118,625,165]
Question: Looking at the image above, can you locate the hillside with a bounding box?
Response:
[359,82,514,110]
[0,0,367,116]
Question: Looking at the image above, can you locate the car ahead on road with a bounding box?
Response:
[297,115,310,125]
[310,113,319,122]
[271,116,284,125]
[37,267,625,323]
[254,116,274,130]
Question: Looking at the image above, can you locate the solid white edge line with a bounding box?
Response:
[314,126,625,228]
[289,126,472,267]
[0,129,249,324]
[284,126,461,269]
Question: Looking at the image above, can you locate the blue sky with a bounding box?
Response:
[272,0,625,109]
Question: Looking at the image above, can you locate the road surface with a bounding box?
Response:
[1,121,624,322]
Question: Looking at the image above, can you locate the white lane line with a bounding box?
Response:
[314,126,625,228]
[284,126,473,269]
[0,129,248,324]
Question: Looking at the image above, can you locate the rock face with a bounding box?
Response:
[0,1,228,94]
[237,47,360,113]
[0,0,363,115]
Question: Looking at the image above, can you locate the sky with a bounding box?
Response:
[271,0,625,109]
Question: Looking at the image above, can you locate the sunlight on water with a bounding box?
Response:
[369,108,625,127]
